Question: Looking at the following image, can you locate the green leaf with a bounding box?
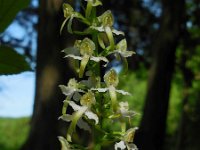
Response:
[0,0,30,33]
[0,45,31,75]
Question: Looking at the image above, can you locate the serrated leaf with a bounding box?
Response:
[0,0,30,33]
[0,46,31,75]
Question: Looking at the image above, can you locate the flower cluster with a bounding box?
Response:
[58,0,137,149]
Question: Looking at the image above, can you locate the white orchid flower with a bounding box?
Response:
[115,128,138,150]
[64,38,108,78]
[109,39,135,58]
[59,78,84,101]
[118,101,136,118]
[80,71,101,88]
[91,69,130,112]
[59,100,99,142]
[60,3,90,34]
[90,10,124,50]
[80,90,96,108]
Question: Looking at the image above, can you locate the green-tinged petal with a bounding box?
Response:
[123,128,138,143]
[85,0,102,6]
[65,54,82,60]
[79,55,90,78]
[105,26,115,50]
[60,17,70,34]
[85,0,92,18]
[98,34,106,49]
[116,39,127,51]
[62,47,79,55]
[68,78,78,88]
[90,56,108,63]
[121,56,128,74]
[63,3,74,18]
[91,88,108,92]
[80,91,96,107]
[118,101,136,118]
[104,69,119,87]
[85,110,99,124]
[59,85,75,96]
[80,72,101,88]
[58,136,71,150]
[112,29,125,35]
[90,26,104,32]
[59,114,73,122]
[108,86,118,112]
[73,92,82,101]
[115,141,126,150]
[77,118,91,132]
[80,38,95,56]
[127,143,138,150]
[115,89,131,95]
[120,51,135,58]
[67,106,88,142]
[68,101,82,111]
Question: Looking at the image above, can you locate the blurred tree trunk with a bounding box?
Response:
[21,0,75,150]
[135,0,185,149]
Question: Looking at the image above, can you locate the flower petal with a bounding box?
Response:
[115,89,131,95]
[119,51,135,58]
[62,47,79,55]
[73,92,82,101]
[115,141,126,150]
[91,88,108,92]
[58,136,71,150]
[90,56,109,63]
[59,85,75,96]
[59,114,73,122]
[85,110,99,124]
[85,0,102,6]
[77,118,92,132]
[67,106,88,142]
[65,54,82,60]
[79,55,90,78]
[68,101,82,111]
[112,29,124,35]
[127,143,138,150]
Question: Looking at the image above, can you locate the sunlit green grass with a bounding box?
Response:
[0,117,30,150]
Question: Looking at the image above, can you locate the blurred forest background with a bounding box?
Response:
[0,0,200,150]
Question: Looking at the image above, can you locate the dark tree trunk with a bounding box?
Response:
[21,0,75,150]
[135,0,185,150]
